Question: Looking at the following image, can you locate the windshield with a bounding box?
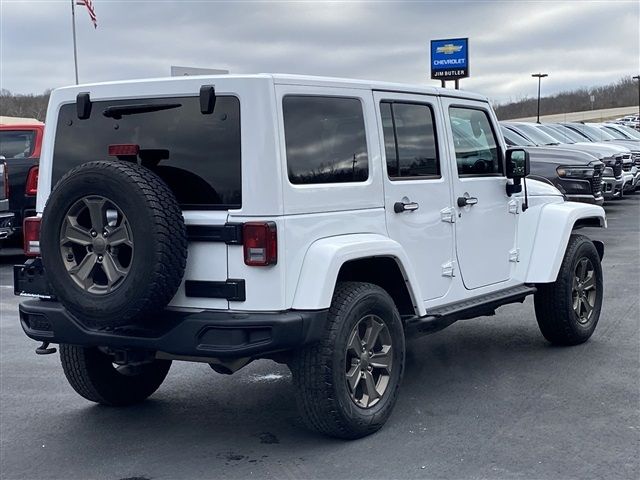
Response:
[507,123,558,146]
[598,125,627,140]
[566,123,616,142]
[550,123,590,142]
[535,124,573,143]
[500,126,535,146]
[0,130,36,159]
[615,125,640,140]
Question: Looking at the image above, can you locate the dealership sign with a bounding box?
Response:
[430,38,469,80]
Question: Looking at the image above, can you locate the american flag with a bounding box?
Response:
[76,0,97,29]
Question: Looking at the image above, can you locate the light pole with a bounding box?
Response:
[633,75,640,121]
[531,73,548,123]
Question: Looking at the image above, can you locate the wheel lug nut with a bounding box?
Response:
[90,230,97,237]
[97,255,103,262]
[367,366,372,371]
[66,254,74,261]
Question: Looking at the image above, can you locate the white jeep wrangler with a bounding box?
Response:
[16,74,606,439]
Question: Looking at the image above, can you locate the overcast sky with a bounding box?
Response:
[1,0,638,103]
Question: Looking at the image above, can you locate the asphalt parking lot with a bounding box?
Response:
[1,196,638,480]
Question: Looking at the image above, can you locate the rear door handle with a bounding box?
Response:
[394,201,419,213]
[457,196,478,207]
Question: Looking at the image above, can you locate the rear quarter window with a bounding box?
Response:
[52,96,241,209]
[283,95,369,185]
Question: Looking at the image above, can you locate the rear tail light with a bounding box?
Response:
[108,144,140,157]
[23,216,41,256]
[243,222,277,266]
[25,166,39,196]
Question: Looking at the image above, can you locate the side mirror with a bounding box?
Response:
[506,148,530,179]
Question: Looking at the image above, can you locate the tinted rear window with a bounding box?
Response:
[52,96,241,209]
[283,96,369,184]
[0,130,36,159]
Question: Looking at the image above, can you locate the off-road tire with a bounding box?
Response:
[40,161,187,327]
[534,234,603,345]
[290,282,405,439]
[59,344,171,406]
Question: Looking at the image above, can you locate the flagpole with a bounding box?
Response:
[71,0,79,84]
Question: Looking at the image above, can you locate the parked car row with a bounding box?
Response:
[1,114,637,254]
[0,123,41,250]
[500,120,640,205]
[613,115,639,130]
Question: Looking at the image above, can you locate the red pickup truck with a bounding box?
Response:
[0,122,42,248]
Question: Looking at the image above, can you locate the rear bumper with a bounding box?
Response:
[18,299,328,360]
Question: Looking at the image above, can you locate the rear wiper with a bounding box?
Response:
[103,103,182,119]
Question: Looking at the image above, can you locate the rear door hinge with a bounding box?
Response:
[508,199,519,214]
[441,260,456,277]
[440,207,456,223]
[509,248,520,262]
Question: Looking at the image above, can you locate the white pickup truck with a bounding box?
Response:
[15,74,606,439]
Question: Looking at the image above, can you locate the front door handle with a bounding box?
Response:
[457,196,478,207]
[394,201,419,213]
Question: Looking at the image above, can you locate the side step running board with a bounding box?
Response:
[405,285,537,336]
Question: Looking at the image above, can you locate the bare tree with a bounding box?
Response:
[0,89,51,121]
[494,77,637,120]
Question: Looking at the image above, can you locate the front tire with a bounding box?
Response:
[60,344,171,406]
[534,234,603,345]
[290,282,405,439]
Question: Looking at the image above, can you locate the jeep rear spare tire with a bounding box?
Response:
[40,161,187,327]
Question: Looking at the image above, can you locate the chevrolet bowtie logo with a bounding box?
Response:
[436,44,463,55]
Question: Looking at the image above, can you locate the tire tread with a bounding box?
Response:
[59,344,171,406]
[291,281,404,439]
[534,234,602,345]
[42,160,187,326]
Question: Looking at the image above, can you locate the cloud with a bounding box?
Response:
[1,0,638,103]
